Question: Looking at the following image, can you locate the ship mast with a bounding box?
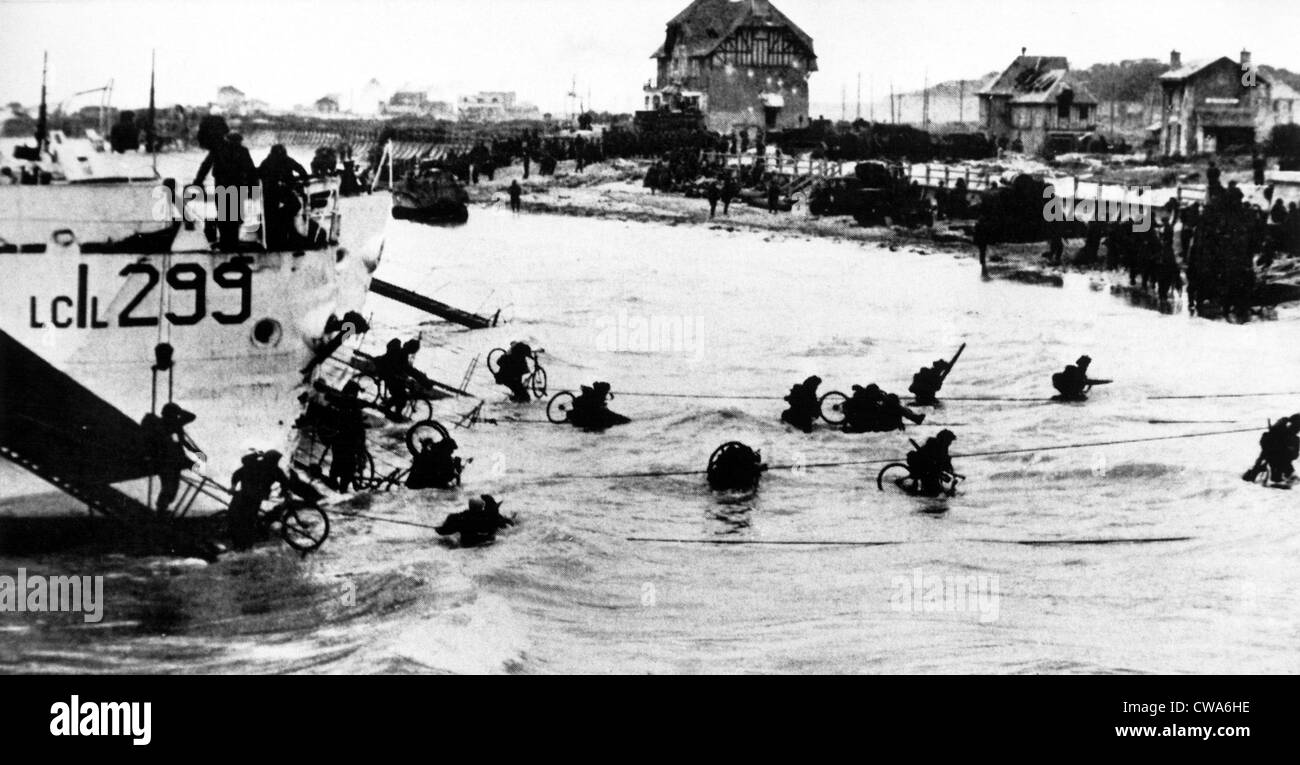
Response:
[36,51,49,153]
[148,49,157,173]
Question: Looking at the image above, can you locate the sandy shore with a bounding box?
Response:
[464,158,1300,310]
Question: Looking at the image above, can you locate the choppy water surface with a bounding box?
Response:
[3,205,1299,674]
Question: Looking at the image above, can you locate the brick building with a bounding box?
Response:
[644,0,817,133]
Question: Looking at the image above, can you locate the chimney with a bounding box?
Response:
[1241,49,1252,67]
[1170,50,1181,69]
[1021,47,1027,56]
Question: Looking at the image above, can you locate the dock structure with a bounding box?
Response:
[701,149,1270,213]
[369,278,499,330]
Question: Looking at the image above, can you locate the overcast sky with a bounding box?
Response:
[2,0,1298,114]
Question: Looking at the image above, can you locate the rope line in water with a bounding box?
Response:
[542,425,1260,482]
[1149,391,1300,400]
[331,509,445,531]
[627,536,1195,547]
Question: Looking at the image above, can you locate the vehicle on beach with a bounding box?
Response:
[808,160,933,226]
[391,162,470,224]
[972,173,1087,247]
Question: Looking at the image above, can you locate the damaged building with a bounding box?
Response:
[977,51,1099,155]
[643,0,817,133]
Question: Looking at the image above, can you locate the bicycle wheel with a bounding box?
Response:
[403,396,434,423]
[819,391,848,424]
[353,374,385,408]
[487,348,506,376]
[546,391,576,424]
[707,441,760,491]
[351,450,377,491]
[280,505,330,552]
[876,462,911,491]
[530,366,548,398]
[406,419,451,457]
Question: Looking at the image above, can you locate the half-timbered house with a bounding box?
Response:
[644,0,817,133]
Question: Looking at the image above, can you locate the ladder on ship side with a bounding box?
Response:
[0,445,223,560]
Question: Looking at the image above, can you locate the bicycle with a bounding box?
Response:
[261,499,331,553]
[876,462,964,497]
[706,441,767,491]
[352,373,435,422]
[818,390,848,424]
[405,419,452,455]
[405,419,466,488]
[487,347,548,400]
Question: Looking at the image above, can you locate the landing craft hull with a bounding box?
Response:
[0,182,384,509]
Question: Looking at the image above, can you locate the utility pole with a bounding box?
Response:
[856,72,862,121]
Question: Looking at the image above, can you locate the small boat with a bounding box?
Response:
[391,162,469,224]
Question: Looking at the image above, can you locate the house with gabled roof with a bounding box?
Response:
[977,50,1098,155]
[1158,49,1281,156]
[644,0,817,133]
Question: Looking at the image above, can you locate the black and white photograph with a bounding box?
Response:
[0,0,1295,720]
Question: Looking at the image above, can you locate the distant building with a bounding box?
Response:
[315,95,340,113]
[1158,49,1280,156]
[644,0,817,133]
[353,78,387,116]
[211,86,268,117]
[214,86,245,114]
[386,90,430,117]
[457,92,541,122]
[977,52,1098,154]
[1273,80,1300,130]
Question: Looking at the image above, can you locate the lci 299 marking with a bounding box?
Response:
[28,261,253,329]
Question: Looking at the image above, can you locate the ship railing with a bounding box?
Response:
[183,176,341,250]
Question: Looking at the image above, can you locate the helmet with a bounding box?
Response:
[403,339,420,354]
[933,360,949,369]
[594,382,611,394]
[386,338,402,352]
[803,375,822,388]
[342,381,360,396]
[1076,355,1092,367]
[938,429,957,443]
[468,497,485,512]
[263,450,283,463]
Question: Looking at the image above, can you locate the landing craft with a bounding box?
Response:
[0,55,386,554]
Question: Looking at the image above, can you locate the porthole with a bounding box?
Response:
[251,318,282,347]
